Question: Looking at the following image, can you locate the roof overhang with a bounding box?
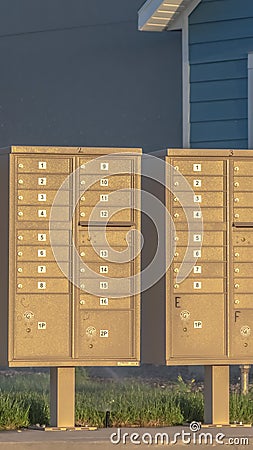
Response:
[138,0,197,31]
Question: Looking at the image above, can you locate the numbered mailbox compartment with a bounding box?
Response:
[172,192,224,208]
[14,294,71,360]
[78,191,132,207]
[174,246,225,262]
[78,294,133,310]
[172,160,225,176]
[232,294,253,309]
[173,231,225,247]
[172,278,224,294]
[79,206,132,223]
[17,206,70,221]
[16,278,69,294]
[78,310,135,358]
[17,245,70,261]
[170,294,225,358]
[233,247,253,262]
[79,278,132,296]
[79,174,132,191]
[173,262,225,278]
[17,190,71,206]
[79,246,133,263]
[233,193,253,208]
[233,209,253,223]
[78,262,131,278]
[17,174,71,190]
[233,177,253,191]
[16,230,71,246]
[78,157,134,174]
[173,207,225,223]
[17,157,71,173]
[233,279,253,294]
[233,161,253,176]
[171,175,225,192]
[233,263,253,278]
[17,262,70,278]
[230,309,253,358]
[79,227,131,247]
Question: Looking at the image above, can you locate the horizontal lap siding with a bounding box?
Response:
[189,0,253,148]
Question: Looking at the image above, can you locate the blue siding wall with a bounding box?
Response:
[189,0,253,149]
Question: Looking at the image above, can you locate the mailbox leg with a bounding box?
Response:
[50,367,75,428]
[204,365,229,425]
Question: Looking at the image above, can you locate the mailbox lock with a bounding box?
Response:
[234,182,239,187]
[234,214,239,219]
[80,252,85,257]
[17,268,23,273]
[174,166,179,171]
[234,283,240,289]
[244,343,248,347]
[80,212,85,217]
[234,198,239,203]
[17,284,23,289]
[234,299,240,305]
[26,328,31,333]
[174,252,179,257]
[81,196,85,201]
[18,163,24,168]
[174,284,179,289]
[80,300,85,305]
[174,268,179,273]
[81,164,86,169]
[18,251,23,256]
[80,180,86,185]
[234,253,240,258]
[18,179,24,184]
[89,344,93,348]
[173,197,178,202]
[18,195,23,200]
[183,327,187,332]
[174,213,179,218]
[18,235,23,240]
[80,283,85,289]
[174,236,179,241]
[80,268,85,273]
[174,181,179,186]
[18,211,23,217]
[234,166,239,171]
[234,268,239,273]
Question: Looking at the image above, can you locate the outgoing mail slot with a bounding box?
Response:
[17,174,70,190]
[173,262,225,278]
[233,177,253,191]
[17,206,70,222]
[78,191,132,207]
[17,190,71,206]
[233,209,253,222]
[17,246,70,261]
[79,175,132,191]
[79,294,133,310]
[174,246,225,262]
[79,262,131,278]
[78,157,133,174]
[172,192,224,208]
[233,247,253,261]
[172,278,224,294]
[16,278,69,293]
[171,176,225,192]
[79,246,129,263]
[17,157,71,173]
[78,310,134,358]
[17,262,70,278]
[172,160,224,175]
[79,228,131,247]
[233,279,253,293]
[14,294,71,360]
[171,294,225,358]
[173,207,225,223]
[16,230,71,246]
[79,206,132,223]
[230,309,253,358]
[79,278,131,296]
[174,231,224,247]
[233,263,253,278]
[233,161,253,176]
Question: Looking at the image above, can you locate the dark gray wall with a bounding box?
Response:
[0,0,182,152]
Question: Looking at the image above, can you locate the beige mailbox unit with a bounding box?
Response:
[0,146,141,367]
[142,148,253,366]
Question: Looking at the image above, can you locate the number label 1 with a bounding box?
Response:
[38,161,47,169]
[193,164,201,172]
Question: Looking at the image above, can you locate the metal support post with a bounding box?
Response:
[50,367,75,428]
[204,365,229,425]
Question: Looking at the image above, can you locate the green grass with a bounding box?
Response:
[0,371,251,429]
